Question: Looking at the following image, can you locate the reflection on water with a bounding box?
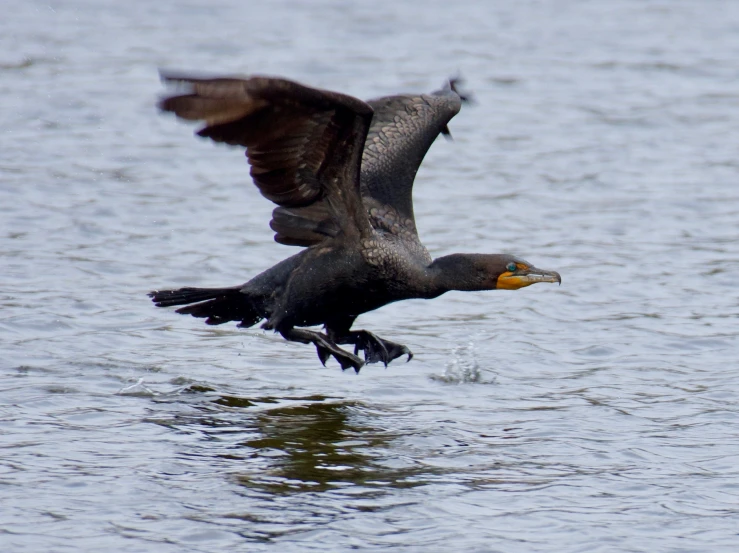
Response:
[151,391,429,496]
[238,401,425,493]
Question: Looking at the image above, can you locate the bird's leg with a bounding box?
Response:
[327,328,413,367]
[279,327,364,373]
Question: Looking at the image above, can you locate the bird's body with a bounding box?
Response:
[150,72,561,371]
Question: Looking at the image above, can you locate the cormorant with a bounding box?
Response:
[149,72,561,372]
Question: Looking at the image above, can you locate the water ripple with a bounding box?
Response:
[3,0,739,551]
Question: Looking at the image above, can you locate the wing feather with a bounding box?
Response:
[361,80,467,236]
[159,71,374,244]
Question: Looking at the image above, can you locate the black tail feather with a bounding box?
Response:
[148,286,238,307]
[148,286,262,327]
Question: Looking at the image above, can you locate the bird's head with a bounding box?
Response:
[429,253,561,293]
[492,254,562,290]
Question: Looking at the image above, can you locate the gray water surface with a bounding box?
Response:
[3,0,739,551]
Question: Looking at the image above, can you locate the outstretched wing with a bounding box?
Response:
[361,80,465,236]
[159,72,375,246]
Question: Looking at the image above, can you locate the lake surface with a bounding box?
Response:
[2,0,739,551]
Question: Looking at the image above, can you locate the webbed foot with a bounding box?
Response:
[341,330,413,367]
[280,327,364,373]
[315,342,364,373]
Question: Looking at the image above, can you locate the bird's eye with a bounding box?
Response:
[506,262,517,272]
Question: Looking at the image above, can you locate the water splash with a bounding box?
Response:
[431,341,493,384]
[117,378,157,397]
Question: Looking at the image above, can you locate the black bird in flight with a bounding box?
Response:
[149,72,561,372]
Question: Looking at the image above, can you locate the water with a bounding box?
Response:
[2,0,739,551]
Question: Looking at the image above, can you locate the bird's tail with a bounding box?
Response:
[148,285,262,327]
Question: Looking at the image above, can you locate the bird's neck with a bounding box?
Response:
[425,254,494,296]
